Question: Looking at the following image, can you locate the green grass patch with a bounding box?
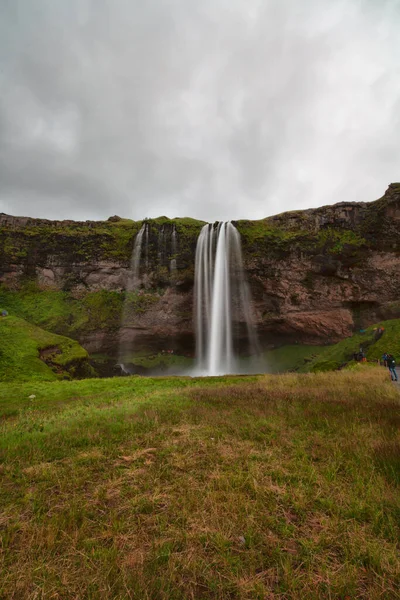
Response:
[0,370,399,598]
[0,316,94,382]
[0,284,87,335]
[263,344,327,373]
[304,318,400,373]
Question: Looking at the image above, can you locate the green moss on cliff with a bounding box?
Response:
[0,316,94,381]
[0,220,141,264]
[236,219,367,261]
[316,229,366,254]
[236,219,308,246]
[0,285,163,337]
[0,284,86,335]
[82,290,124,329]
[0,284,170,339]
[122,291,160,320]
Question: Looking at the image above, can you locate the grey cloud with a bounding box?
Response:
[0,0,399,221]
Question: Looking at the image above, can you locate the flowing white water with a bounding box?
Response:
[145,223,149,270]
[170,225,177,274]
[118,223,147,365]
[158,226,166,265]
[129,223,146,289]
[194,222,258,375]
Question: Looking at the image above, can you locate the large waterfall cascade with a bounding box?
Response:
[194,222,259,375]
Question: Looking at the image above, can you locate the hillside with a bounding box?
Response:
[0,315,95,381]
[302,318,400,373]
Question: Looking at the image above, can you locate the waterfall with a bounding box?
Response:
[158,226,166,265]
[129,223,146,290]
[145,223,149,270]
[170,225,177,274]
[118,223,146,366]
[194,222,259,375]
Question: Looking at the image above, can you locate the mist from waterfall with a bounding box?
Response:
[194,222,259,376]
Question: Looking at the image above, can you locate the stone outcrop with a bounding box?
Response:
[1,184,400,354]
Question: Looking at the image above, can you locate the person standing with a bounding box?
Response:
[387,354,398,382]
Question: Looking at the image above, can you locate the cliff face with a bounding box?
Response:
[1,184,400,355]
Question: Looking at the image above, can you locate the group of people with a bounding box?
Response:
[354,348,398,381]
[382,353,398,382]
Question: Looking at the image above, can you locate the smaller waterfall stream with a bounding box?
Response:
[157,226,166,265]
[130,224,146,289]
[170,225,177,274]
[118,223,147,367]
[145,223,149,270]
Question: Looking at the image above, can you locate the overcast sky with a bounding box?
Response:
[0,0,399,222]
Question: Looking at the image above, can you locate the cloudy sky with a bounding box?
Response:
[0,0,399,222]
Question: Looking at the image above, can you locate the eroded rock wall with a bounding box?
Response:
[1,184,400,351]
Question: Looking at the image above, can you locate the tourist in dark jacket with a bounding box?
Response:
[387,354,398,381]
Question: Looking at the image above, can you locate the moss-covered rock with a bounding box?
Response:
[0,315,96,381]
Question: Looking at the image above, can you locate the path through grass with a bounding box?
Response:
[0,371,399,599]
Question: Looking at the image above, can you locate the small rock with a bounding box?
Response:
[238,536,246,546]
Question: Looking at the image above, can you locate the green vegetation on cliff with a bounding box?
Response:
[0,285,120,336]
[0,215,205,270]
[236,219,309,257]
[0,371,398,598]
[303,318,400,372]
[0,218,142,264]
[0,285,167,338]
[0,316,94,381]
[236,219,368,261]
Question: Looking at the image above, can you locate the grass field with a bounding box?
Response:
[0,370,399,599]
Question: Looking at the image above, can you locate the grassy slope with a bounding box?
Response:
[304,318,400,372]
[0,285,175,339]
[0,286,125,337]
[0,371,399,599]
[0,316,92,382]
[262,345,327,373]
